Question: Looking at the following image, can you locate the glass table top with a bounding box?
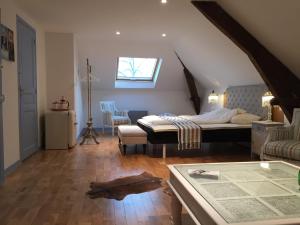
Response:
[174,161,300,224]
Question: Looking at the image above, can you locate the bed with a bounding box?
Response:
[138,121,252,144]
[137,84,268,157]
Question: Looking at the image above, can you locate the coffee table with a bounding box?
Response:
[168,161,300,225]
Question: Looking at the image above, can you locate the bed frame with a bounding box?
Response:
[137,84,268,158]
[137,122,251,145]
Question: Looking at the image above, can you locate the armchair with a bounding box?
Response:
[100,101,131,136]
[261,108,300,165]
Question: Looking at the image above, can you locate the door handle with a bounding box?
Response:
[0,95,5,104]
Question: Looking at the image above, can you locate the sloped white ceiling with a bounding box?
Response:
[172,9,263,89]
[14,0,300,90]
[217,0,300,79]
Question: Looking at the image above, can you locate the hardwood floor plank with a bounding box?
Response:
[0,135,250,225]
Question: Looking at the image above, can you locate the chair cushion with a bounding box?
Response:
[264,140,300,161]
[112,116,130,125]
[118,125,147,137]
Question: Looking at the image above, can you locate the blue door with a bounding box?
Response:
[17,16,38,160]
[0,28,4,184]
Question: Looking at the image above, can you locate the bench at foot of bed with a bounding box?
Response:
[118,125,148,155]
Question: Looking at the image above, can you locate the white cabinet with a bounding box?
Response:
[251,121,283,158]
[46,110,77,149]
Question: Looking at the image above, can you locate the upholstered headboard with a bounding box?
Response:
[224,84,268,119]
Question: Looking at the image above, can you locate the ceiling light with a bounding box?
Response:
[162,33,167,37]
[116,31,121,35]
[161,0,167,3]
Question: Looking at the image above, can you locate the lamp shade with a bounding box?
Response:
[262,91,274,107]
[208,90,219,104]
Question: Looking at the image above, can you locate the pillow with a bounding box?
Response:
[230,113,261,124]
[236,108,247,114]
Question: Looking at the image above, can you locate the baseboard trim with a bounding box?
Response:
[4,148,44,177]
[5,160,21,176]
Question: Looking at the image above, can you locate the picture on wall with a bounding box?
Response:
[0,24,15,61]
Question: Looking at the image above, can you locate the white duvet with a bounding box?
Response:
[181,108,238,124]
[141,115,173,125]
[142,108,238,125]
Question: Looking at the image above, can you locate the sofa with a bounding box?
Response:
[261,108,300,165]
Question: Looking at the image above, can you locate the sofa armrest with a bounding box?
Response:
[267,126,294,142]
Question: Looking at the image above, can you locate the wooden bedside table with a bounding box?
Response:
[251,121,284,159]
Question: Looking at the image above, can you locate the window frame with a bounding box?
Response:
[116,57,160,82]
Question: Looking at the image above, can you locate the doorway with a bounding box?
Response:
[17,16,38,160]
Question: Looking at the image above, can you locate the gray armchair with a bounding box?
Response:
[261,108,300,165]
[100,101,131,136]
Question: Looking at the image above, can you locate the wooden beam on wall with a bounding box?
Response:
[175,53,201,114]
[192,1,300,122]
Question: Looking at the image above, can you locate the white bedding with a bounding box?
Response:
[139,108,255,132]
[142,108,238,126]
[180,108,238,124]
[141,115,173,125]
[138,118,251,133]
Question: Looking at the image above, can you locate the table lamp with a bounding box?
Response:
[262,91,274,121]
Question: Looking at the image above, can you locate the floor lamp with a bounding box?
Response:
[80,59,99,145]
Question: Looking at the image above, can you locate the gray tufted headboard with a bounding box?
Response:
[224,84,268,119]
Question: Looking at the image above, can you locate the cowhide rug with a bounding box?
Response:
[87,172,165,200]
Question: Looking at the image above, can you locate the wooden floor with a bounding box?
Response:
[0,135,251,225]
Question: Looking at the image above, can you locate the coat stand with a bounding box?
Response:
[80,58,99,145]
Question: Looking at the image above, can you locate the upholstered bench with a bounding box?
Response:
[118,125,147,155]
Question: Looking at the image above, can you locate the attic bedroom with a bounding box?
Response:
[0,0,300,224]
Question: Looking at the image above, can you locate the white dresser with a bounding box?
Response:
[251,121,283,158]
[45,110,77,149]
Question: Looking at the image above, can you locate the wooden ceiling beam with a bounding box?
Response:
[176,52,201,114]
[192,1,300,122]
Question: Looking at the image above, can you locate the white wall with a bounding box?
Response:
[45,32,75,110]
[217,0,300,79]
[77,38,197,129]
[83,89,194,128]
[1,0,47,168]
[200,88,226,114]
[73,37,84,137]
[45,32,84,137]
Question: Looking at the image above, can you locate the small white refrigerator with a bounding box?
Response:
[45,110,77,149]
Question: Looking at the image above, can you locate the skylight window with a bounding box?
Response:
[116,57,159,81]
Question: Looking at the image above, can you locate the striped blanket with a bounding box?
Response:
[161,116,201,150]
